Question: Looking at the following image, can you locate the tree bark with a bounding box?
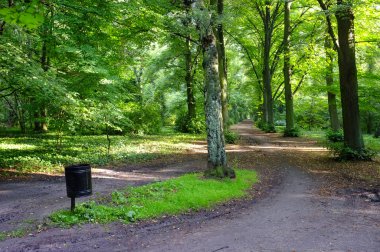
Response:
[335,0,364,150]
[196,0,232,177]
[283,0,294,134]
[262,1,275,131]
[184,1,196,122]
[216,0,228,130]
[35,11,52,132]
[324,30,340,131]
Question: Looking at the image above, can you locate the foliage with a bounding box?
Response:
[326,129,344,143]
[50,169,258,226]
[256,120,276,133]
[283,127,300,137]
[122,102,163,135]
[175,112,205,134]
[224,130,239,144]
[326,142,376,161]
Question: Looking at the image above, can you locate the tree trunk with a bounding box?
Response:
[185,36,196,120]
[335,0,364,150]
[283,0,294,134]
[196,0,233,178]
[262,2,274,131]
[324,30,340,131]
[184,2,196,121]
[216,0,228,129]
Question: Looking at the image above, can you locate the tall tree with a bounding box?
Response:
[254,0,283,132]
[216,0,228,129]
[196,0,234,178]
[324,29,340,131]
[184,0,197,122]
[283,0,295,136]
[317,0,365,153]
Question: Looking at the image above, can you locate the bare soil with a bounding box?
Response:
[0,120,379,251]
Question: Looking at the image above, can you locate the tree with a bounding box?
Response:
[324,28,340,132]
[195,0,234,178]
[317,0,365,155]
[216,0,229,129]
[283,0,295,136]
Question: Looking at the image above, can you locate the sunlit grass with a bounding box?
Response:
[0,132,205,174]
[50,169,258,226]
[301,130,380,152]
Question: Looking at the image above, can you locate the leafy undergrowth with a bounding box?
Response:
[301,130,380,152]
[0,132,204,176]
[50,169,257,226]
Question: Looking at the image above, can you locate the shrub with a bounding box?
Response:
[326,129,344,142]
[283,127,300,137]
[326,142,375,161]
[255,120,276,133]
[224,130,239,144]
[123,102,162,134]
[175,112,205,134]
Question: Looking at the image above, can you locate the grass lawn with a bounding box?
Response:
[50,169,258,226]
[301,129,380,152]
[0,130,205,174]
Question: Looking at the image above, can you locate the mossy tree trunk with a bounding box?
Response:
[196,0,234,178]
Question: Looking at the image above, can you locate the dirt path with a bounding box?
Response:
[0,121,379,251]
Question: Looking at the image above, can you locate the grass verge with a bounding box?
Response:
[301,130,380,152]
[50,169,258,226]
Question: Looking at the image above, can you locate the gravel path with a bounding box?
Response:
[0,121,379,252]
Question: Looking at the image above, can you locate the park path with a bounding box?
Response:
[0,121,379,251]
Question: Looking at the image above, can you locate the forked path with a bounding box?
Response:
[0,121,379,251]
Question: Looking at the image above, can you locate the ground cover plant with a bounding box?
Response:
[0,130,204,175]
[50,169,258,226]
[301,130,380,153]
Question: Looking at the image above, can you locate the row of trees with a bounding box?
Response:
[1,1,379,175]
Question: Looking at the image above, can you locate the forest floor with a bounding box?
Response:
[0,120,379,251]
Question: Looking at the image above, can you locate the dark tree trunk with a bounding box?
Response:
[324,30,340,131]
[216,0,228,129]
[283,0,294,134]
[335,0,364,150]
[185,36,196,121]
[262,2,274,131]
[35,15,51,132]
[184,2,196,121]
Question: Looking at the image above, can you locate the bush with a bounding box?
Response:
[175,112,205,134]
[326,129,344,142]
[224,131,239,144]
[255,120,276,133]
[374,128,380,138]
[123,102,162,134]
[326,142,375,161]
[283,127,300,137]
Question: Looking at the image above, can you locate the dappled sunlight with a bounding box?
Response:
[246,145,328,152]
[92,168,161,181]
[309,170,334,174]
[0,143,37,150]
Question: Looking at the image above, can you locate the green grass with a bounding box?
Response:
[0,131,205,174]
[50,169,258,226]
[0,228,27,241]
[301,129,380,152]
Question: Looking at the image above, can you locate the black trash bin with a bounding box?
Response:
[65,164,92,211]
